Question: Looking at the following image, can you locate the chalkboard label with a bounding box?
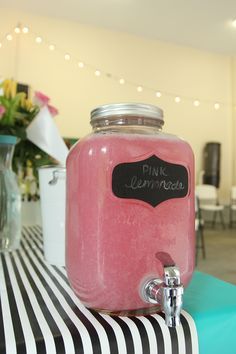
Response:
[112,155,189,207]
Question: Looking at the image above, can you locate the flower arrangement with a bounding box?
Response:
[0,79,58,199]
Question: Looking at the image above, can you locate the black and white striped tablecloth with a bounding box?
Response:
[0,226,199,354]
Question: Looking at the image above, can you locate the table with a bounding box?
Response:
[184,271,236,354]
[3,225,229,354]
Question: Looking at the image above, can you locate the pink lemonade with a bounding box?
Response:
[66,115,195,314]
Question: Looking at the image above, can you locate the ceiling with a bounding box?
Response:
[2,0,236,54]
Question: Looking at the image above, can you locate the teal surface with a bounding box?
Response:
[184,271,236,354]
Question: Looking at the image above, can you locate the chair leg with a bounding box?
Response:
[200,226,206,259]
[229,208,233,228]
[219,211,225,229]
[212,211,217,228]
[195,230,199,265]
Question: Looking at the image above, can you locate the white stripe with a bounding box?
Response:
[182,310,199,354]
[151,314,172,354]
[20,241,75,354]
[5,253,37,354]
[101,314,127,354]
[29,225,43,242]
[118,317,143,354]
[23,227,43,250]
[13,251,57,354]
[176,318,186,354]
[138,316,158,354]
[0,257,17,354]
[23,229,111,354]
[34,225,42,233]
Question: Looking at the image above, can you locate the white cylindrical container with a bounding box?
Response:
[38,166,66,266]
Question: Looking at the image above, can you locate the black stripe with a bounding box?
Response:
[159,312,179,354]
[16,249,66,354]
[24,227,44,253]
[28,226,43,243]
[0,297,6,354]
[111,316,135,354]
[10,252,46,353]
[33,225,43,235]
[89,309,119,354]
[52,267,69,285]
[130,317,150,354]
[181,314,192,354]
[1,254,27,354]
[168,327,179,354]
[146,315,165,354]
[20,239,84,354]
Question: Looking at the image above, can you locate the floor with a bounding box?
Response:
[196,225,236,285]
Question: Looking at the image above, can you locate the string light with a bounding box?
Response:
[0,24,228,111]
[175,96,181,103]
[35,36,42,44]
[6,34,13,41]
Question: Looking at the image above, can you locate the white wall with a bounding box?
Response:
[0,9,234,201]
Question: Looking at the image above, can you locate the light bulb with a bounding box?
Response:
[193,100,200,107]
[95,70,101,76]
[119,78,125,85]
[232,19,236,27]
[214,103,220,110]
[22,27,29,34]
[78,62,84,68]
[137,86,143,92]
[175,96,181,103]
[0,43,2,48]
[14,27,21,34]
[35,36,42,43]
[6,34,13,41]
[64,54,70,60]
[156,91,162,98]
[49,44,55,51]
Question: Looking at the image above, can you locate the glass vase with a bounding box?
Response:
[0,135,21,251]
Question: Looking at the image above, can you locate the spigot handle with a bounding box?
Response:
[142,265,184,328]
[163,266,181,286]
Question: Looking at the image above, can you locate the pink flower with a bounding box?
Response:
[48,104,59,117]
[0,105,6,119]
[34,91,50,106]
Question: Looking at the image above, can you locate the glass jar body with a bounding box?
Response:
[66,122,195,314]
[0,140,21,251]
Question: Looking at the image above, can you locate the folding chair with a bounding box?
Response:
[195,184,225,229]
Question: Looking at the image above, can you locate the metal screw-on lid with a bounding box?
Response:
[90,103,164,125]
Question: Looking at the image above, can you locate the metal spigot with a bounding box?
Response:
[142,266,184,327]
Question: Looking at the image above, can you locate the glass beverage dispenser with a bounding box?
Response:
[66,103,195,327]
